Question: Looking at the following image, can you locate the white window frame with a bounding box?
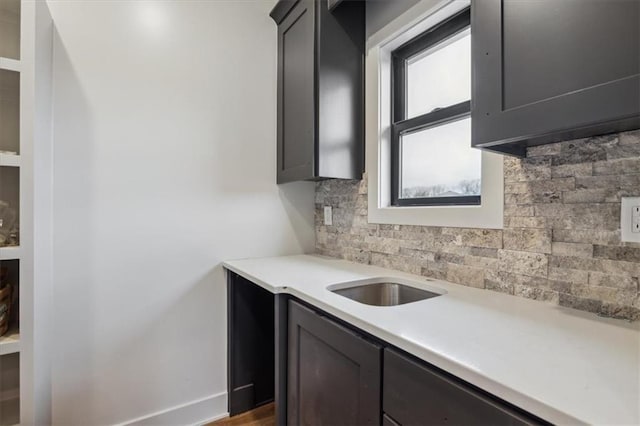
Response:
[366,0,504,229]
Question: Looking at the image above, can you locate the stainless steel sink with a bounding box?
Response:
[330,280,443,306]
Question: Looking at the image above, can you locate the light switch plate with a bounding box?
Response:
[621,197,640,242]
[324,206,333,226]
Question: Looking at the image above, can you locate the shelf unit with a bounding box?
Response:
[0,1,22,425]
[0,58,20,73]
[0,155,21,168]
[1,0,53,425]
[0,326,19,356]
[0,247,21,261]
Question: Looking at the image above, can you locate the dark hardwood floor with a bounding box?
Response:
[209,403,275,426]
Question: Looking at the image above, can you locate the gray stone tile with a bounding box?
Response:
[503,228,551,253]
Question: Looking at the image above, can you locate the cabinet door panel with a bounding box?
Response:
[288,300,381,426]
[472,0,640,154]
[384,349,539,425]
[501,0,639,110]
[277,1,315,183]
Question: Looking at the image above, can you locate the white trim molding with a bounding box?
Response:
[118,392,228,426]
[366,0,504,229]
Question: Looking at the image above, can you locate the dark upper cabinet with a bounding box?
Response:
[383,348,540,426]
[270,0,365,183]
[287,300,381,425]
[472,0,640,156]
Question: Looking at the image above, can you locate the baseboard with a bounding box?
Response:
[118,391,228,426]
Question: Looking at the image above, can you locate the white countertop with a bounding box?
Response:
[223,254,640,426]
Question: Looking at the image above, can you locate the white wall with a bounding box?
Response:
[46,1,315,424]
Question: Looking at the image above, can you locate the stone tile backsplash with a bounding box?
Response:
[315,131,640,321]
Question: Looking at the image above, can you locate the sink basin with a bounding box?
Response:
[329,279,443,306]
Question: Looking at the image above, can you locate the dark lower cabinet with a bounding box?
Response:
[472,0,640,155]
[383,348,542,426]
[287,300,382,425]
[226,272,275,416]
[225,273,549,425]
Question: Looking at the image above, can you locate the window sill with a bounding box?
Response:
[368,150,503,229]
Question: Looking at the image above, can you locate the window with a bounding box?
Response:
[390,8,480,207]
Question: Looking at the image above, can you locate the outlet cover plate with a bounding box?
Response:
[621,197,640,242]
[324,206,333,226]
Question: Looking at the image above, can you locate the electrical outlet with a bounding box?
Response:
[621,198,640,242]
[633,209,640,233]
[324,206,333,226]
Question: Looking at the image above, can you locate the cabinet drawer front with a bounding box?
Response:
[383,348,537,426]
[288,300,381,426]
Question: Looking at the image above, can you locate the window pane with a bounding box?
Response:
[400,118,480,199]
[406,30,470,119]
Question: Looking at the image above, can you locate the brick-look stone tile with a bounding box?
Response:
[551,163,592,178]
[420,263,448,281]
[552,228,621,246]
[606,140,640,160]
[593,158,640,175]
[599,304,639,321]
[593,245,640,262]
[399,247,436,261]
[619,129,640,144]
[562,189,620,204]
[433,251,465,265]
[551,138,607,166]
[550,255,640,276]
[485,279,514,295]
[548,267,589,284]
[515,285,558,303]
[504,204,535,216]
[498,250,548,278]
[551,242,593,258]
[570,284,637,306]
[370,253,420,275]
[506,216,548,228]
[364,236,400,255]
[558,293,603,315]
[446,263,485,289]
[527,144,562,157]
[504,157,552,182]
[342,248,371,264]
[487,269,549,288]
[575,175,620,190]
[588,272,638,291]
[467,247,499,258]
[313,132,640,320]
[464,255,499,269]
[441,228,503,249]
[535,203,620,231]
[503,228,551,253]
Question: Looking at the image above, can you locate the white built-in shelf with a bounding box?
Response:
[0,247,20,261]
[0,58,20,73]
[0,154,20,167]
[0,326,19,356]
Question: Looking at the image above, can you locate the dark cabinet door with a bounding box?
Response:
[271,0,364,183]
[472,0,640,156]
[276,0,316,183]
[383,349,542,425]
[288,300,382,426]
